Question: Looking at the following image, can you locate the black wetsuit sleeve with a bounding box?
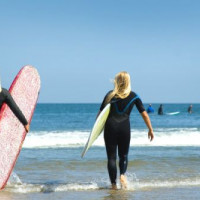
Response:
[135,98,145,113]
[4,89,28,126]
[100,91,112,111]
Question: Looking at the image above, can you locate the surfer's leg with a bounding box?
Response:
[119,154,128,175]
[118,151,129,189]
[118,121,130,188]
[104,123,118,186]
[118,123,130,175]
[105,142,117,185]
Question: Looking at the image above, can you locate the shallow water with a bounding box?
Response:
[1,103,200,199]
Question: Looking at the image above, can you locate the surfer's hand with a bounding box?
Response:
[24,124,30,133]
[148,129,154,141]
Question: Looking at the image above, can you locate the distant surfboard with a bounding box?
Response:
[81,103,111,158]
[166,112,180,115]
[0,66,41,190]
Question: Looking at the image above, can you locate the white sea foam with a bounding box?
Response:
[23,128,200,148]
[5,172,200,193]
[54,182,99,191]
[5,181,100,193]
[5,178,200,193]
[128,179,200,190]
[7,172,22,186]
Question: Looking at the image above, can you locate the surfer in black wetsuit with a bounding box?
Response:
[158,104,163,115]
[0,82,29,132]
[188,104,192,114]
[98,71,154,189]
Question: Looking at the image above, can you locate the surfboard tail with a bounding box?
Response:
[81,138,90,158]
[81,150,86,158]
[81,146,87,158]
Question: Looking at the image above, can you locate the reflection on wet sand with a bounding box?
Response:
[102,189,132,200]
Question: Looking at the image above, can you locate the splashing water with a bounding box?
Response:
[7,171,22,186]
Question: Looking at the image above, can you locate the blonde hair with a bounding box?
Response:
[106,71,131,104]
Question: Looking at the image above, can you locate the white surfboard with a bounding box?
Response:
[166,112,180,115]
[81,103,111,158]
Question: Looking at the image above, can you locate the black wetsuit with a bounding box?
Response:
[188,105,192,113]
[158,105,163,115]
[100,91,145,184]
[0,88,28,126]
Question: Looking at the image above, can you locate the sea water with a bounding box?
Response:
[1,103,200,200]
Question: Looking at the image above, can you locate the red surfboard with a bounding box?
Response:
[0,66,41,190]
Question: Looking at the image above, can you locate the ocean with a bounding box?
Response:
[1,103,200,200]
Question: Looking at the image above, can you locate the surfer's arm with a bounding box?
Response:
[140,111,154,141]
[134,97,154,141]
[5,89,29,130]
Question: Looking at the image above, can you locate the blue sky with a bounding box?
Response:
[0,0,199,103]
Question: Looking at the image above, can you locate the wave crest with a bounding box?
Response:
[23,128,200,148]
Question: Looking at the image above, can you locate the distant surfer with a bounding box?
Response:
[188,104,192,114]
[158,104,163,115]
[0,80,29,132]
[147,104,154,113]
[98,71,154,189]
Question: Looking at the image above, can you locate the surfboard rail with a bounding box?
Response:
[81,103,111,158]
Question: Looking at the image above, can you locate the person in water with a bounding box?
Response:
[98,71,154,189]
[158,104,163,115]
[188,104,192,114]
[147,104,154,113]
[0,80,29,132]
